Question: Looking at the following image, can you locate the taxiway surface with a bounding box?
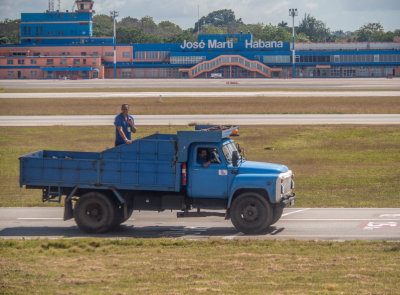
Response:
[1,207,399,241]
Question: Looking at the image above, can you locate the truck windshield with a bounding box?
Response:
[222,142,239,164]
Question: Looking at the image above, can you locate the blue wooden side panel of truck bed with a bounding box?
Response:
[19,133,182,192]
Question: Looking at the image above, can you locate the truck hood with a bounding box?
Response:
[238,160,288,175]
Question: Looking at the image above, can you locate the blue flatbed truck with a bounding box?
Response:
[19,125,295,234]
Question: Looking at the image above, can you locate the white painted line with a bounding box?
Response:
[280,219,400,221]
[17,218,63,220]
[282,208,310,217]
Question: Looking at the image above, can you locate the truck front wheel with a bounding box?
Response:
[74,192,115,234]
[271,204,284,225]
[230,192,273,234]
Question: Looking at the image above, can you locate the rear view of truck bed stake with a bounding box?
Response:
[20,125,295,234]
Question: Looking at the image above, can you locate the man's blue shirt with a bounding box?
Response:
[114,113,134,145]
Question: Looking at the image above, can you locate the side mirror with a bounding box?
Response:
[232,151,239,167]
[236,143,241,154]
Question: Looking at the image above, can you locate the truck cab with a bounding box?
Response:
[183,128,295,233]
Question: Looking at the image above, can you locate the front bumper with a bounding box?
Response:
[280,193,296,207]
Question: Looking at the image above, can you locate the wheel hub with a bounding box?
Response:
[242,204,258,221]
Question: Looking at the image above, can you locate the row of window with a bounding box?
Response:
[7,59,37,65]
[134,51,169,60]
[294,66,395,78]
[10,51,100,57]
[23,26,89,36]
[4,52,130,64]
[170,56,206,65]
[46,58,97,65]
[119,68,181,78]
[8,71,38,76]
[5,58,98,65]
[105,52,130,57]
[264,54,400,64]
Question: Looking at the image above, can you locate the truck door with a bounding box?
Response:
[189,146,229,199]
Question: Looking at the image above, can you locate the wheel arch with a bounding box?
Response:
[228,188,271,209]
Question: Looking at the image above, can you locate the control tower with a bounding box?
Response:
[20,0,99,45]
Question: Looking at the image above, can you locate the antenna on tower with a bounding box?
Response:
[48,0,54,11]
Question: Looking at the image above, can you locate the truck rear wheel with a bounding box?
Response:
[74,192,115,234]
[230,192,272,234]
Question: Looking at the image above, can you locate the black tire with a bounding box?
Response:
[230,192,273,234]
[74,192,115,234]
[271,205,284,225]
[110,204,134,229]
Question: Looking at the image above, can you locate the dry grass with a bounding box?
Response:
[1,239,399,295]
[1,125,399,207]
[1,96,400,115]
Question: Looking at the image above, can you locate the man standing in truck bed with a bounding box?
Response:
[114,104,136,146]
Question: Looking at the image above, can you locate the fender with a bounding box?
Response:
[227,174,279,207]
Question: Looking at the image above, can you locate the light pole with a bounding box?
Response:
[289,8,298,78]
[110,10,119,78]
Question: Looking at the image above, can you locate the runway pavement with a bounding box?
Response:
[1,78,400,90]
[1,90,400,99]
[0,207,399,240]
[1,114,400,126]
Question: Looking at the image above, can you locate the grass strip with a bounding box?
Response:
[1,239,399,295]
[1,125,399,207]
[1,96,400,115]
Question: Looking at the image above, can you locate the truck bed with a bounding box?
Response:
[19,134,181,192]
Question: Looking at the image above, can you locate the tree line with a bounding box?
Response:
[1,9,399,44]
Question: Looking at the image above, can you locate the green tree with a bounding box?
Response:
[116,27,146,43]
[194,9,243,33]
[243,24,264,39]
[157,21,182,39]
[200,25,226,34]
[119,16,140,28]
[0,36,10,44]
[92,14,113,36]
[297,13,332,42]
[262,25,292,41]
[139,16,157,34]
[0,18,20,44]
[354,22,394,41]
[164,29,196,43]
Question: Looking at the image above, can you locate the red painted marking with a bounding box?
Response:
[358,221,399,230]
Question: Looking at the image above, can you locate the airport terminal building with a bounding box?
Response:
[1,0,400,79]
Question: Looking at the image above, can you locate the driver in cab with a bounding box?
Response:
[197,148,221,168]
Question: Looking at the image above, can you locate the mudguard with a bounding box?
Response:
[227,174,278,207]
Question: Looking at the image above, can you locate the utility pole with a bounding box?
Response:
[197,5,200,34]
[289,8,298,78]
[110,10,119,78]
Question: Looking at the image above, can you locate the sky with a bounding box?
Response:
[0,0,399,32]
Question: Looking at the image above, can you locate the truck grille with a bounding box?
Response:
[276,170,294,202]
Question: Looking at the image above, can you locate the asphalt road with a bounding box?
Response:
[1,114,399,126]
[0,207,399,241]
[1,90,400,99]
[1,78,400,90]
